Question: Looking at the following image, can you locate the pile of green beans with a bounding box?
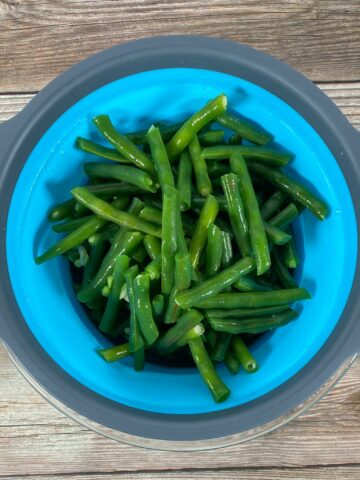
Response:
[35,94,328,403]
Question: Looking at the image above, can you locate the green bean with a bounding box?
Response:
[125,265,144,354]
[198,130,225,145]
[233,276,274,292]
[207,161,231,178]
[143,235,161,260]
[221,231,233,268]
[133,346,145,372]
[268,203,299,230]
[152,294,165,323]
[229,134,242,145]
[157,309,203,352]
[84,163,157,193]
[177,150,192,211]
[176,257,255,309]
[260,190,287,221]
[189,134,212,196]
[249,163,328,220]
[99,255,130,335]
[188,336,230,403]
[191,194,227,211]
[98,343,130,362]
[201,145,292,167]
[88,224,119,246]
[93,115,155,175]
[131,244,148,263]
[167,94,228,158]
[139,206,162,225]
[71,187,162,238]
[175,323,205,348]
[211,333,232,362]
[205,305,289,319]
[225,350,241,374]
[161,185,179,294]
[74,246,89,268]
[82,242,107,287]
[144,255,162,280]
[75,137,132,163]
[146,125,175,189]
[36,196,128,264]
[206,329,218,349]
[189,194,219,269]
[221,173,251,256]
[52,216,92,233]
[216,111,272,146]
[264,222,292,245]
[101,285,110,297]
[208,308,298,334]
[195,288,310,309]
[231,154,270,275]
[48,199,75,222]
[165,253,192,324]
[272,248,298,289]
[206,224,223,277]
[231,336,258,372]
[134,273,159,345]
[283,235,300,269]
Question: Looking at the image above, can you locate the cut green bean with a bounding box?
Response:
[221,173,251,256]
[188,336,230,403]
[125,265,144,354]
[146,125,175,189]
[176,257,255,309]
[84,163,157,193]
[88,223,119,246]
[195,288,311,309]
[264,222,292,245]
[249,163,328,220]
[82,242,107,287]
[191,194,227,211]
[216,111,272,146]
[143,235,161,260]
[205,304,289,319]
[161,185,179,294]
[225,350,241,374]
[189,194,219,269]
[198,130,225,145]
[99,255,130,335]
[74,245,89,268]
[211,333,232,362]
[208,309,298,334]
[165,253,192,324]
[177,150,192,211]
[93,115,155,175]
[157,309,203,352]
[207,161,231,178]
[167,94,228,158]
[175,323,205,348]
[233,276,274,292]
[131,244,148,263]
[139,206,162,225]
[98,343,130,362]
[76,137,132,163]
[260,190,287,221]
[272,247,298,289]
[152,294,165,323]
[268,203,299,230]
[71,187,162,238]
[134,273,159,345]
[202,145,292,167]
[52,216,92,233]
[231,336,258,372]
[189,134,212,196]
[283,235,300,269]
[221,231,233,268]
[231,154,270,275]
[144,255,162,280]
[206,224,223,278]
[48,199,74,222]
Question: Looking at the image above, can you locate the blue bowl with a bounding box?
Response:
[0,36,359,448]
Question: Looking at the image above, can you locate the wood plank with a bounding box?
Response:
[1,466,359,480]
[0,1,359,92]
[0,344,359,476]
[0,83,359,129]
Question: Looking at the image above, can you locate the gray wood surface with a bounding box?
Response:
[0,0,359,92]
[1,1,360,477]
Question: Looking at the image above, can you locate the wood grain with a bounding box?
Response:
[0,1,359,92]
[0,83,359,129]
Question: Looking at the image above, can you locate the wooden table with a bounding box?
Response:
[1,1,359,478]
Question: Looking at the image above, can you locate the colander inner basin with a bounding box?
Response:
[6,68,357,414]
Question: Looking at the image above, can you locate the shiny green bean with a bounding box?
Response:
[134,273,159,345]
[143,234,161,260]
[76,137,132,163]
[201,145,292,167]
[206,224,223,278]
[272,247,298,289]
[157,309,203,352]
[177,150,192,211]
[161,185,178,294]
[189,134,212,196]
[98,343,130,362]
[165,253,192,324]
[205,304,289,319]
[146,125,175,189]
[139,206,162,225]
[231,336,258,372]
[211,333,232,363]
[260,190,287,221]
[216,111,272,145]
[268,203,299,230]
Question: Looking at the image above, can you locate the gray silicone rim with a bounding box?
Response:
[0,35,359,444]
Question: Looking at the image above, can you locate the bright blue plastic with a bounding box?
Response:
[6,68,357,414]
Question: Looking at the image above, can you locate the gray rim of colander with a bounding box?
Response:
[0,35,360,443]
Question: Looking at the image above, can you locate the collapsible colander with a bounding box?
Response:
[1,36,359,450]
